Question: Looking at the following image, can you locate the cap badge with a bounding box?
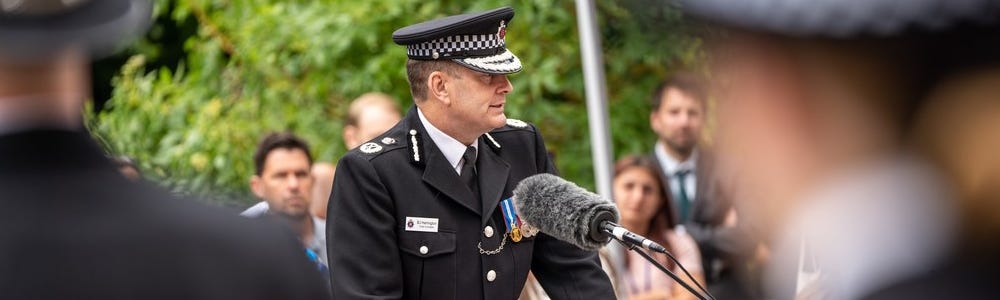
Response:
[497,20,506,40]
[381,137,397,145]
[359,142,383,154]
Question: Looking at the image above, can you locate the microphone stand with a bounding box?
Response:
[614,239,711,300]
[661,245,715,300]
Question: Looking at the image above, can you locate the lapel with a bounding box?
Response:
[476,137,510,225]
[650,153,682,226]
[404,107,481,215]
[691,150,714,220]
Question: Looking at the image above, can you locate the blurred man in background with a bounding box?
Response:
[309,162,336,219]
[247,92,401,219]
[248,132,327,267]
[679,0,1000,298]
[649,73,759,298]
[0,1,329,298]
[342,92,402,150]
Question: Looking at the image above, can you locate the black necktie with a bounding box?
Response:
[460,146,480,200]
[675,169,692,224]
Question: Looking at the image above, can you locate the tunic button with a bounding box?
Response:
[419,246,429,255]
[486,270,497,282]
[484,226,495,238]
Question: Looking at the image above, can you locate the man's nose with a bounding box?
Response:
[497,75,512,94]
[287,176,301,190]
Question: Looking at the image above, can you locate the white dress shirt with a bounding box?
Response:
[418,108,479,175]
[654,141,698,202]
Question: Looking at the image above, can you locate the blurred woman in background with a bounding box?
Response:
[610,155,704,300]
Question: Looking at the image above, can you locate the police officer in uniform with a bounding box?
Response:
[327,6,616,300]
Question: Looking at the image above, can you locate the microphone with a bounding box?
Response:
[512,173,667,253]
[602,222,668,253]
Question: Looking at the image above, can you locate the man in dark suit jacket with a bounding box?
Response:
[0,1,330,299]
[648,73,758,298]
[327,7,615,300]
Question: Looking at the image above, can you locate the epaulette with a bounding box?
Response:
[482,118,536,152]
[491,118,535,133]
[355,134,406,160]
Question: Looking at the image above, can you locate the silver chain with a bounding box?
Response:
[478,233,507,255]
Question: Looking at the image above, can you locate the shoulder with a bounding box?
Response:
[343,127,410,163]
[490,117,537,134]
[486,117,542,144]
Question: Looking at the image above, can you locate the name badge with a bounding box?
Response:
[404,217,439,232]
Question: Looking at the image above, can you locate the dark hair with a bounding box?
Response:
[650,72,707,111]
[613,155,677,245]
[253,132,313,175]
[405,59,461,101]
[613,155,680,269]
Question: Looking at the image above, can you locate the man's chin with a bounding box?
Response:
[665,139,697,154]
[489,115,507,129]
[274,209,310,220]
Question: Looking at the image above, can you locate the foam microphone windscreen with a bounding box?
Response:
[512,173,619,251]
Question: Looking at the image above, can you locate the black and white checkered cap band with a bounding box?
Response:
[406,34,504,59]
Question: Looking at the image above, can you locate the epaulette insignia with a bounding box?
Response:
[506,118,528,128]
[359,142,383,154]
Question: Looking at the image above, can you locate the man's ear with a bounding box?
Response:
[427,70,451,106]
[343,125,358,150]
[650,111,662,133]
[250,175,265,198]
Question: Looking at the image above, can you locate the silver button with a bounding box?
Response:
[486,270,497,282]
[484,226,495,238]
[419,246,429,255]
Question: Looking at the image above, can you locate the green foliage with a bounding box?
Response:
[88,0,700,207]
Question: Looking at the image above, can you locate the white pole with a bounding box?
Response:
[574,2,623,296]
[573,0,614,201]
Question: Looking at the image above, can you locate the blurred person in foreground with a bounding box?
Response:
[0,1,330,299]
[247,132,327,270]
[678,0,1000,298]
[610,155,704,300]
[244,92,401,219]
[648,73,760,298]
[327,6,614,299]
